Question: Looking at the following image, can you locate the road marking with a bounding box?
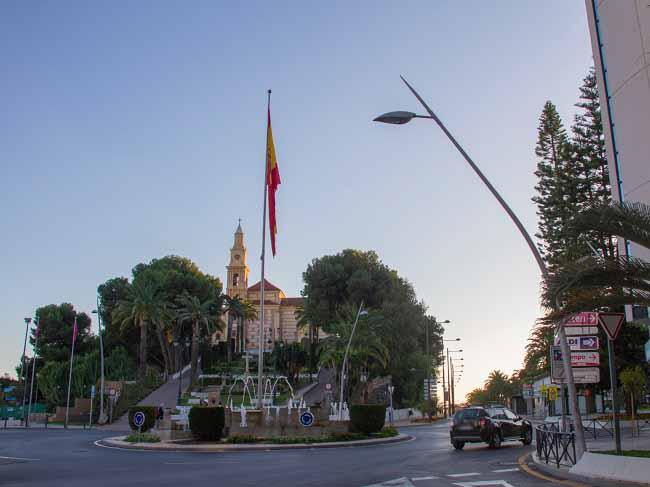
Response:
[411,476,439,481]
[452,482,515,487]
[447,472,480,477]
[0,455,40,461]
[491,468,519,473]
[362,478,415,487]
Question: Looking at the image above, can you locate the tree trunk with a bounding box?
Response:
[139,320,148,381]
[226,314,233,363]
[155,325,171,375]
[190,319,199,386]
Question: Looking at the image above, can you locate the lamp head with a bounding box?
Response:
[373,111,417,125]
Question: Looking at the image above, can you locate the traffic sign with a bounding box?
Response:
[325,383,332,391]
[552,348,600,367]
[598,312,625,341]
[554,335,599,350]
[90,385,96,399]
[564,312,598,326]
[299,410,314,427]
[564,326,599,336]
[552,364,601,384]
[133,411,146,428]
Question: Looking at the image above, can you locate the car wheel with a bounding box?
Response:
[522,427,532,445]
[490,431,502,449]
[453,441,465,450]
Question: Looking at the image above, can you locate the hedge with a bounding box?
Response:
[188,406,225,441]
[349,404,386,434]
[128,406,157,432]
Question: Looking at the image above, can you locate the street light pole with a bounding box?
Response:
[374,77,586,457]
[20,318,31,424]
[338,301,366,420]
[27,323,39,427]
[92,298,106,424]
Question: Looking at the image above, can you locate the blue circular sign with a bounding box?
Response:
[133,411,146,428]
[299,411,314,427]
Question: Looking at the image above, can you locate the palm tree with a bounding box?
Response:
[542,201,650,322]
[223,295,243,362]
[175,292,222,385]
[295,305,320,371]
[113,279,170,380]
[523,324,555,376]
[238,300,257,353]
[484,370,513,404]
[318,306,388,402]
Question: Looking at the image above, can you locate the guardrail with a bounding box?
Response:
[535,423,577,468]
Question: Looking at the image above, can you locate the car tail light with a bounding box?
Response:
[479,418,487,428]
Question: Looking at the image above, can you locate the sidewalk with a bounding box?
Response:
[530,432,650,485]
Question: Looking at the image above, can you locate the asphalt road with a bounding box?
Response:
[0,422,572,487]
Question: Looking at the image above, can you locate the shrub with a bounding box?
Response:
[349,404,386,434]
[125,433,160,443]
[188,406,225,441]
[227,434,259,444]
[128,406,157,432]
[373,426,398,438]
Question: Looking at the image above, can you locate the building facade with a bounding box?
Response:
[586,0,650,358]
[224,222,306,355]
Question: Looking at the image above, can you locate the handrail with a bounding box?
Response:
[535,424,577,468]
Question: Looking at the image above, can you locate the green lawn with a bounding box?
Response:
[594,450,650,458]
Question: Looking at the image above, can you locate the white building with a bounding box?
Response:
[586,0,650,359]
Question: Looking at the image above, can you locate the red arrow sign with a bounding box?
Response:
[598,312,625,341]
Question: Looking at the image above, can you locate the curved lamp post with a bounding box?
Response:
[374,76,585,457]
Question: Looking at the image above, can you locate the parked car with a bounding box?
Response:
[449,405,533,450]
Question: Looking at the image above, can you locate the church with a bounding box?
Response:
[222,222,306,355]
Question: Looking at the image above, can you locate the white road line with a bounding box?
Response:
[452,481,515,487]
[0,455,40,461]
[491,468,519,473]
[447,473,480,478]
[411,476,439,481]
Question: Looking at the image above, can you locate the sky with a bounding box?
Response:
[0,1,594,400]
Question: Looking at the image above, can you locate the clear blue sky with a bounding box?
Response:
[1,1,593,398]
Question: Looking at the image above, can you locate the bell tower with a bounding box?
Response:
[226,220,249,298]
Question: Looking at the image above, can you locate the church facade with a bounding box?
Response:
[223,222,306,354]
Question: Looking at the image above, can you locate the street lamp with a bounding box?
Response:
[374,75,586,457]
[92,304,106,424]
[20,317,31,424]
[338,302,368,420]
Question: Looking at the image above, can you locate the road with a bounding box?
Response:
[0,421,573,487]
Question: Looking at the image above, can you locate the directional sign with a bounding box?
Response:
[299,410,314,427]
[554,335,599,350]
[552,364,600,384]
[552,348,600,367]
[598,312,625,341]
[564,311,599,326]
[90,385,96,399]
[564,326,599,336]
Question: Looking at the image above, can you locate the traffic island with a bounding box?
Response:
[96,432,412,452]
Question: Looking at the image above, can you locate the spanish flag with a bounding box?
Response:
[266,105,281,256]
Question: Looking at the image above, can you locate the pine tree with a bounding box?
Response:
[569,68,616,259]
[532,101,577,269]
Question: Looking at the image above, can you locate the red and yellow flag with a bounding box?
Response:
[266,106,281,256]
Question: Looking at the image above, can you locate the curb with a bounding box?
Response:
[519,452,649,487]
[96,433,413,452]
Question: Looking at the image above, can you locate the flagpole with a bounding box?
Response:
[257,89,271,408]
[64,317,77,429]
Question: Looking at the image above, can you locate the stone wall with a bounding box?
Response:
[225,406,349,438]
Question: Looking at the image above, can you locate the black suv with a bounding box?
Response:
[449,405,532,450]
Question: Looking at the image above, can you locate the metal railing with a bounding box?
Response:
[535,423,577,468]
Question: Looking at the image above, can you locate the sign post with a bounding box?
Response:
[598,312,624,455]
[88,385,96,428]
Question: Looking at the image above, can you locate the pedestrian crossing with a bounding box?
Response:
[362,467,522,486]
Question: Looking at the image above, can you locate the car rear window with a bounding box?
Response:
[461,409,482,419]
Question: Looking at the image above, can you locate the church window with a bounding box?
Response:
[233,273,239,286]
